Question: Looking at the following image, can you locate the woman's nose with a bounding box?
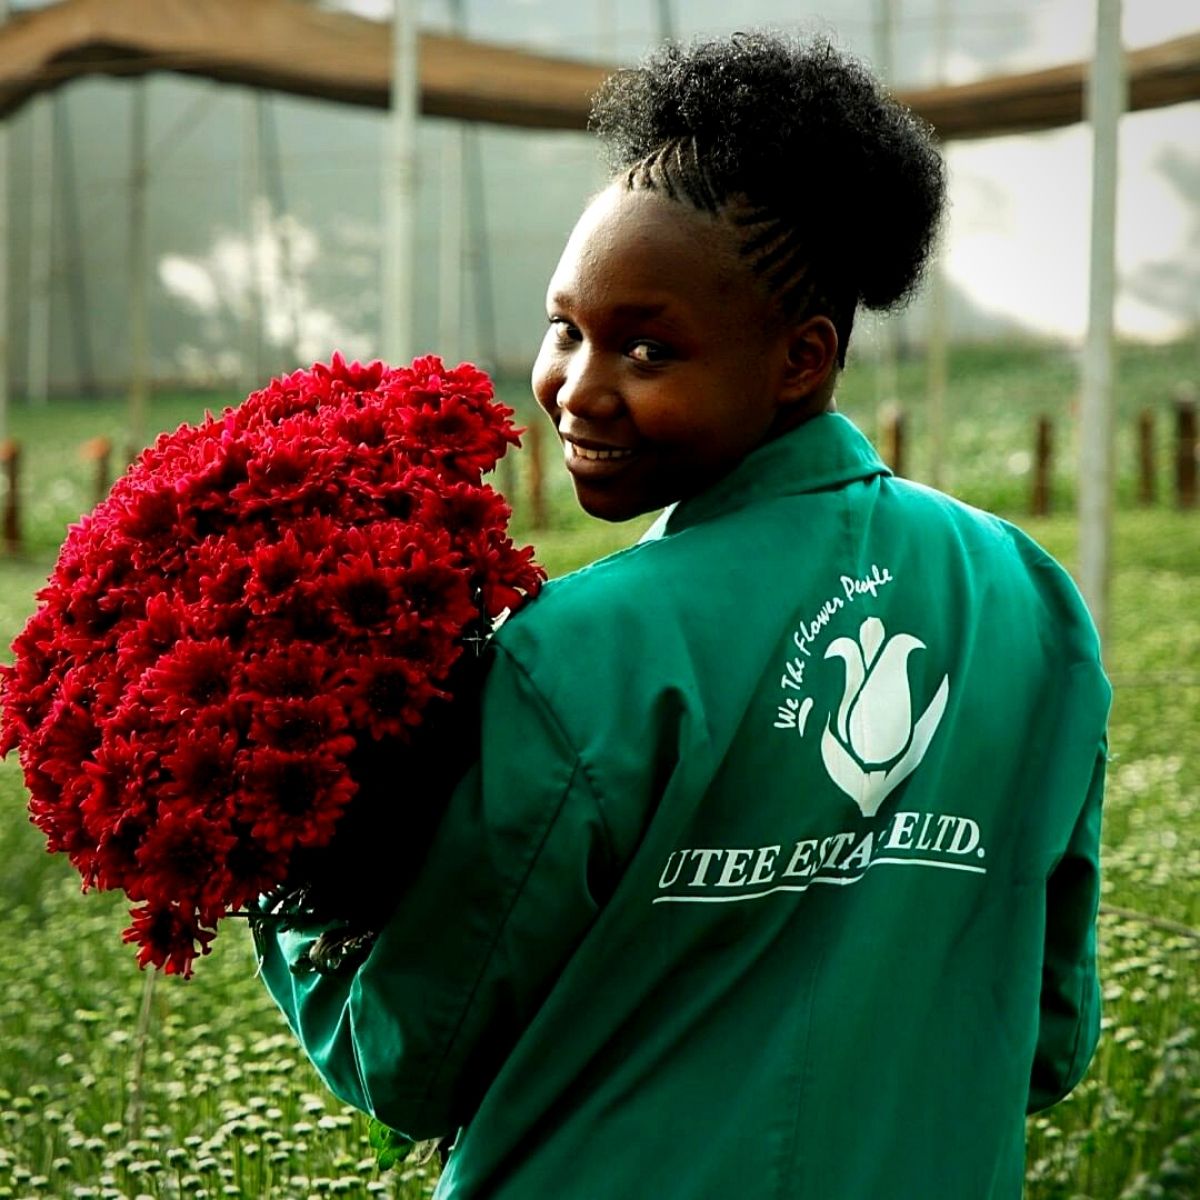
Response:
[554,349,622,419]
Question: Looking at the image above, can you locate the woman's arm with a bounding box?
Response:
[256,642,615,1139]
[1027,741,1106,1113]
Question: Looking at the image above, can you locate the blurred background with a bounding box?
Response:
[1,0,1196,389]
[0,0,1194,542]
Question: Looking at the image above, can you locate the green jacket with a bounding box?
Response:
[259,413,1109,1199]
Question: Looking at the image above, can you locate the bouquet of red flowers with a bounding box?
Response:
[0,354,544,977]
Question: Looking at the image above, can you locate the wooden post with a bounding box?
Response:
[0,0,10,443]
[1032,416,1053,516]
[81,435,113,509]
[1136,408,1155,506]
[496,440,517,509]
[525,418,546,530]
[882,406,905,478]
[0,437,20,553]
[1176,389,1197,510]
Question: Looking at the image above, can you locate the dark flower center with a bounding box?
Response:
[160,828,213,878]
[275,761,321,814]
[367,670,409,716]
[341,577,390,626]
[187,663,228,706]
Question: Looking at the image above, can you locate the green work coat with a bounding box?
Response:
[258,412,1110,1199]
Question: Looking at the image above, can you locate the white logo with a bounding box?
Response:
[820,617,950,818]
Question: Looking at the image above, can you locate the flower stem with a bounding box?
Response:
[125,969,156,1136]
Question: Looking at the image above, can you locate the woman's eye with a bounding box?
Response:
[627,340,670,365]
[548,318,579,345]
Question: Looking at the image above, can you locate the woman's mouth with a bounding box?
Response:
[569,443,634,462]
[562,438,637,476]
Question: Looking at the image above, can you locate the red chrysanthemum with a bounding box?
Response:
[0,353,543,977]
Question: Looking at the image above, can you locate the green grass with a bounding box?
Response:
[1019,513,1200,1199]
[0,341,1197,1198]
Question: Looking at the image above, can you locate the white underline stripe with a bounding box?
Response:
[871,856,986,873]
[652,855,987,904]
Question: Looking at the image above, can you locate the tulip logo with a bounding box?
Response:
[820,616,950,818]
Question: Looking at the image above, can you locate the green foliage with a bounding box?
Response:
[0,344,1197,1197]
[367,1120,410,1172]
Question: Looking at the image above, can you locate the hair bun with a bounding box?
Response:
[590,33,946,312]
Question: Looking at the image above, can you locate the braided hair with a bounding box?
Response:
[589,34,946,365]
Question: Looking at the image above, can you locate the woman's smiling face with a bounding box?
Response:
[531,185,803,523]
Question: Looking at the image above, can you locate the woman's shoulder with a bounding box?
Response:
[484,532,710,808]
[886,477,1103,666]
[496,533,681,658]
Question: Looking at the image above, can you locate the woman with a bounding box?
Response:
[258,33,1109,1199]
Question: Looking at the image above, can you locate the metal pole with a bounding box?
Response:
[128,82,149,453]
[0,0,9,440]
[926,259,948,487]
[382,0,420,363]
[26,94,54,406]
[1078,0,1124,646]
[654,0,674,42]
[56,97,97,396]
[437,126,464,364]
[933,0,950,76]
[875,0,896,82]
[873,0,899,418]
[444,0,497,373]
[262,98,301,370]
[464,127,498,373]
[598,0,618,60]
[439,0,466,365]
[926,0,951,489]
[244,89,266,388]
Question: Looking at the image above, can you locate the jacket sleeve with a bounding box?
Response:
[1027,740,1106,1113]
[255,642,616,1140]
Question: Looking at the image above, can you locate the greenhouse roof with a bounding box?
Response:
[0,0,1196,138]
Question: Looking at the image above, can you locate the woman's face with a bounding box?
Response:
[531,185,801,523]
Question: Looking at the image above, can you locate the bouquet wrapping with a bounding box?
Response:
[0,354,544,977]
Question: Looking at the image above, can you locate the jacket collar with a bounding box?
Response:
[660,412,890,536]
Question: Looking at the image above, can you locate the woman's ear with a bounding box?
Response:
[778,315,840,411]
